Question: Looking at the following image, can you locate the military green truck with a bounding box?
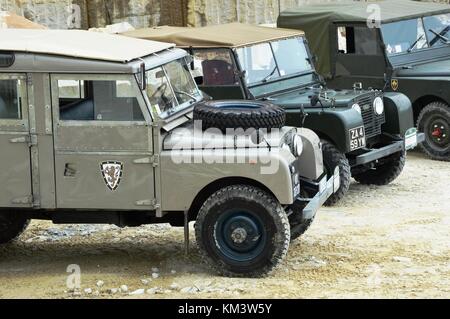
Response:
[0,29,339,277]
[125,23,422,205]
[278,0,450,161]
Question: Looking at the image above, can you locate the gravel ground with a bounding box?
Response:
[0,151,449,299]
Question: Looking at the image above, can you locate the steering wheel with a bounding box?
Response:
[150,83,168,100]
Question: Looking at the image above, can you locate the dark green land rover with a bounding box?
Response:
[278,0,450,161]
[125,23,422,205]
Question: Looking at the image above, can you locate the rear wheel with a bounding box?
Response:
[195,185,290,277]
[353,151,405,186]
[321,140,351,206]
[417,102,450,161]
[0,212,29,244]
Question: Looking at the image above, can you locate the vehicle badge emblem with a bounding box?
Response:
[391,79,399,91]
[100,161,123,191]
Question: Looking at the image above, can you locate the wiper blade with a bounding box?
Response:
[407,34,425,52]
[261,66,278,83]
[429,26,450,46]
[174,90,197,102]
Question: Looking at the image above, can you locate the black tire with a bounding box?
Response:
[0,212,30,244]
[417,102,450,161]
[353,151,406,186]
[195,185,290,277]
[321,140,351,206]
[194,100,286,132]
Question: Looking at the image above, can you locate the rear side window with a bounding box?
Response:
[337,26,382,55]
[0,79,22,120]
[57,79,144,122]
[0,52,14,68]
[192,49,239,86]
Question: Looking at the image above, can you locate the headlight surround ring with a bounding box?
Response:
[374,96,384,115]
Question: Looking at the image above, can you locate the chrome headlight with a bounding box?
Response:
[292,135,303,157]
[352,103,362,114]
[373,97,384,115]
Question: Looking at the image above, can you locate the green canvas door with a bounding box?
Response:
[0,74,33,208]
[51,74,157,211]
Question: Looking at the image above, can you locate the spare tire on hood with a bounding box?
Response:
[193,100,286,132]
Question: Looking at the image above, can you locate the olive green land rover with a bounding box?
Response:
[125,23,422,206]
[0,29,338,277]
[278,0,449,161]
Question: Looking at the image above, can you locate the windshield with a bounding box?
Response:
[236,37,313,85]
[144,58,202,118]
[381,13,450,55]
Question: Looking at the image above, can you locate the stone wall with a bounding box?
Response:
[0,0,447,30]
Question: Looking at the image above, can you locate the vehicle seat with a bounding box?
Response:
[60,99,94,121]
[202,60,235,85]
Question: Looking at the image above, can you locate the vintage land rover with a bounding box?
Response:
[125,23,422,205]
[0,29,338,277]
[278,0,450,161]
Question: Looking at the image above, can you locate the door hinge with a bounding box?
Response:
[9,134,37,147]
[135,199,160,209]
[133,155,159,167]
[26,74,33,85]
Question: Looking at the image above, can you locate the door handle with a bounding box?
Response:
[64,163,77,177]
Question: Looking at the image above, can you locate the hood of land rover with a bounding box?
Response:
[267,87,376,109]
[395,59,450,78]
[163,122,296,150]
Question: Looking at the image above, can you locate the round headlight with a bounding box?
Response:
[352,103,362,114]
[374,97,384,115]
[293,135,303,157]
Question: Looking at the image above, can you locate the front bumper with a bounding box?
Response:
[351,140,404,166]
[297,167,340,220]
[351,129,425,166]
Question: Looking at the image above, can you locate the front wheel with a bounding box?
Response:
[417,102,450,161]
[321,140,351,206]
[195,185,290,277]
[0,212,30,244]
[353,151,406,186]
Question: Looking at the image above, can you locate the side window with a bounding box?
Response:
[192,49,239,86]
[0,78,23,120]
[337,26,382,55]
[57,78,145,122]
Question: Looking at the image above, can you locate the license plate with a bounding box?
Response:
[349,126,366,151]
[405,128,418,150]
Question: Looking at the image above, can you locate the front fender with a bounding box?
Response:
[160,148,295,212]
[382,92,414,136]
[286,107,363,153]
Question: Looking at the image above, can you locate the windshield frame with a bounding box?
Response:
[380,13,450,57]
[234,36,317,89]
[142,57,203,120]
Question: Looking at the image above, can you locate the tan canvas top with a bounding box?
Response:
[0,11,46,29]
[0,29,175,63]
[124,23,305,48]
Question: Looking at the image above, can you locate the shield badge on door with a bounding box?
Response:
[391,79,399,91]
[100,161,123,191]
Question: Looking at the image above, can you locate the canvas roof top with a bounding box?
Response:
[278,0,450,78]
[278,0,450,25]
[124,23,305,48]
[0,29,175,63]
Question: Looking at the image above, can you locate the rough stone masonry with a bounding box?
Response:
[0,0,443,30]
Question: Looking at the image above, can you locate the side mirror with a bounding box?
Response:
[139,62,147,91]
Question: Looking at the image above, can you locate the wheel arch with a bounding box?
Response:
[188,177,276,221]
[413,95,448,121]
